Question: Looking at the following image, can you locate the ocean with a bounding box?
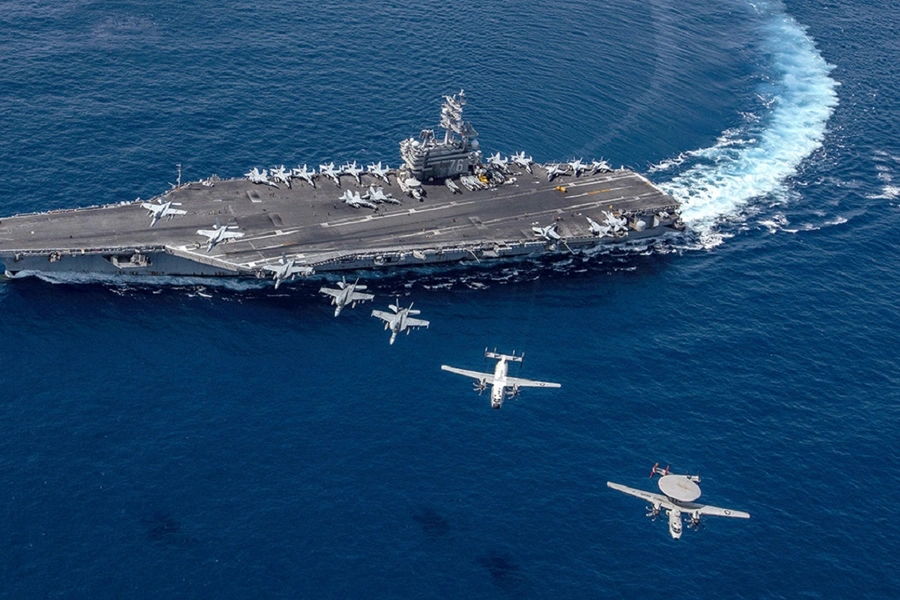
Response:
[0,0,898,597]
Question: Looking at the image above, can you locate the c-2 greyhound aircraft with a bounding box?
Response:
[319,276,375,316]
[141,200,186,227]
[371,299,429,344]
[607,464,750,539]
[441,349,561,409]
[262,253,314,289]
[196,219,244,252]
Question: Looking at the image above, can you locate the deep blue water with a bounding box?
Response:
[1,0,898,597]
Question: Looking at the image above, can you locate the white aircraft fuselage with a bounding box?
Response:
[489,357,511,408]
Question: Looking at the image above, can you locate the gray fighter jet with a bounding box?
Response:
[196,218,244,252]
[568,159,585,177]
[341,190,377,210]
[487,152,509,171]
[511,151,534,173]
[291,164,317,187]
[262,253,314,289]
[371,299,429,345]
[319,276,375,316]
[545,164,567,182]
[363,186,400,205]
[607,464,750,539]
[245,167,278,188]
[319,162,341,186]
[367,161,393,184]
[141,199,186,227]
[270,165,292,188]
[342,161,364,185]
[532,223,561,241]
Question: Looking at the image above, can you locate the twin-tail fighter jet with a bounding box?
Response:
[319,276,375,316]
[568,159,585,177]
[441,349,561,409]
[196,218,244,252]
[532,223,561,242]
[340,190,377,210]
[607,464,750,539]
[342,161,364,185]
[245,167,278,188]
[141,200,186,227]
[371,298,430,344]
[262,253,314,289]
[487,152,509,171]
[363,186,400,205]
[511,151,534,173]
[270,165,292,188]
[367,162,392,184]
[545,164,567,182]
[291,164,317,187]
[319,162,341,186]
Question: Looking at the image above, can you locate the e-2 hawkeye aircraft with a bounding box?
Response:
[607,464,750,539]
[441,349,561,409]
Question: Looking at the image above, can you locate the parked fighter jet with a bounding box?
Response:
[270,165,292,188]
[319,276,375,316]
[589,159,611,175]
[607,464,750,539]
[603,210,629,236]
[291,164,317,187]
[342,161,364,185]
[341,190,377,209]
[511,151,534,173]
[545,164,567,182]
[141,200,186,227]
[262,253,314,289]
[532,223,561,241]
[245,167,278,188]
[441,349,561,409]
[363,186,400,205]
[367,161,392,184]
[320,162,341,186]
[196,219,244,252]
[568,159,585,177]
[487,152,508,171]
[587,216,612,237]
[371,299,429,344]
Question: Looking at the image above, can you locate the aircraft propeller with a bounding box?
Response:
[505,384,520,399]
[473,380,487,395]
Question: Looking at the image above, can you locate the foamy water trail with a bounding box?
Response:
[654,2,839,242]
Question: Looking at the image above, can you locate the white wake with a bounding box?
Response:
[653,2,839,245]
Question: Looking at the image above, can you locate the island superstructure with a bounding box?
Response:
[0,91,682,281]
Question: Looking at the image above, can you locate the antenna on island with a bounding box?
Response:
[176,163,182,188]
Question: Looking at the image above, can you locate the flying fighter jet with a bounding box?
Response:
[367,161,392,184]
[319,162,341,186]
[245,167,278,188]
[291,164,317,187]
[262,253,314,289]
[342,161,364,185]
[196,218,244,252]
[363,186,400,205]
[270,165,292,188]
[341,190,377,210]
[607,464,750,539]
[319,276,375,316]
[441,349,561,409]
[532,223,561,241]
[141,200,187,227]
[511,151,534,173]
[545,164,567,182]
[371,298,429,345]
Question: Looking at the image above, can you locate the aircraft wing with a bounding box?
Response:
[405,317,429,329]
[696,504,750,519]
[607,482,675,509]
[167,208,187,216]
[505,376,561,389]
[371,310,395,323]
[440,365,494,381]
[196,229,216,237]
[319,287,342,298]
[141,202,161,213]
[222,231,244,240]
[349,291,375,302]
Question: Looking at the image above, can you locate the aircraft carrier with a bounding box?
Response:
[0,91,682,282]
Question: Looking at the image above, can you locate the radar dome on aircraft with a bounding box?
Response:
[658,475,702,502]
